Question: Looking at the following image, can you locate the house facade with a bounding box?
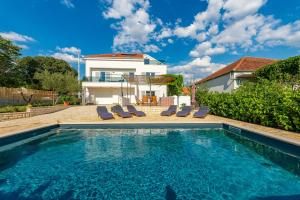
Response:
[196,57,276,93]
[81,53,168,105]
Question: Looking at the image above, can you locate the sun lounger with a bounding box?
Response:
[111,105,132,118]
[127,105,146,117]
[97,106,114,120]
[193,106,210,118]
[160,105,177,116]
[176,106,192,117]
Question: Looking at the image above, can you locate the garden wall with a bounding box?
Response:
[0,105,67,121]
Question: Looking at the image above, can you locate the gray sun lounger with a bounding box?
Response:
[193,106,210,118]
[127,105,146,117]
[97,106,114,120]
[111,105,132,118]
[160,105,177,116]
[176,106,192,117]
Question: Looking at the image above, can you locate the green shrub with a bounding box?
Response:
[255,55,300,83]
[59,95,79,105]
[196,81,300,132]
[0,105,27,113]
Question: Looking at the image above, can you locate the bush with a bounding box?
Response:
[0,105,27,113]
[59,95,79,105]
[255,55,300,83]
[196,81,300,132]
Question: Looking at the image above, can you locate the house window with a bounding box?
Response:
[144,59,150,64]
[145,91,155,96]
[99,72,106,81]
[146,72,155,77]
[129,72,135,77]
[236,79,243,86]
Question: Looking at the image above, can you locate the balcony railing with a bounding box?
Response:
[83,75,125,82]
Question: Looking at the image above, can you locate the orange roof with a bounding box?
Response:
[196,57,277,84]
[85,53,144,59]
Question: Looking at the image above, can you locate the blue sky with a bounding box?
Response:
[1,0,300,81]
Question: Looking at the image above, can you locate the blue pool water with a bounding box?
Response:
[0,128,300,199]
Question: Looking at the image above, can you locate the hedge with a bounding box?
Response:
[255,55,300,82]
[196,81,300,132]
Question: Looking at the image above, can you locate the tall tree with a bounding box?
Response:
[34,71,80,104]
[0,35,22,87]
[17,56,78,89]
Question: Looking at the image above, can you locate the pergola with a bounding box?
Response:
[121,75,175,104]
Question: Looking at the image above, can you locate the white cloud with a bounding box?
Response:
[168,56,225,80]
[167,38,173,44]
[103,0,161,52]
[56,46,81,54]
[144,44,161,53]
[174,0,223,40]
[51,46,82,63]
[52,52,79,63]
[223,0,267,21]
[257,20,300,47]
[189,41,226,57]
[156,27,173,40]
[17,44,29,49]
[0,31,35,50]
[212,14,266,50]
[0,31,35,42]
[60,0,74,8]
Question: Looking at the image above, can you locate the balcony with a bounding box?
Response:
[82,75,125,83]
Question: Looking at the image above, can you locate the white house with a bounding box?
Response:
[81,53,168,105]
[196,57,276,93]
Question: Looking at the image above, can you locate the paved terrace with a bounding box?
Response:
[0,106,299,146]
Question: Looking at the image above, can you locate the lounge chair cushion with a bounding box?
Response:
[176,106,192,117]
[160,105,177,116]
[193,106,210,118]
[97,106,114,120]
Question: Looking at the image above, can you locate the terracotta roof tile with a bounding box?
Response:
[196,57,277,84]
[85,53,144,59]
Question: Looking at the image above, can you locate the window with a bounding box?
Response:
[236,79,243,86]
[145,91,155,96]
[99,72,105,81]
[129,72,135,77]
[144,59,150,64]
[146,72,155,77]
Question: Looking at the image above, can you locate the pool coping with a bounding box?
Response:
[1,121,300,147]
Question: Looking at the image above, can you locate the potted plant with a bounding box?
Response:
[61,95,70,106]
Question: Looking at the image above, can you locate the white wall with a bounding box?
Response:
[85,58,167,77]
[173,96,191,106]
[200,71,255,92]
[202,73,234,93]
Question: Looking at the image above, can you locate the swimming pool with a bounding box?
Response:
[0,124,300,199]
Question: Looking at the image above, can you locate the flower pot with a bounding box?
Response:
[64,101,69,106]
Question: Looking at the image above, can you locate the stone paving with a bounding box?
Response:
[0,106,299,146]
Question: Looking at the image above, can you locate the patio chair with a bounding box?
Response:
[176,106,192,117]
[193,106,210,118]
[160,105,177,116]
[111,105,132,118]
[97,106,114,120]
[135,96,142,105]
[142,95,148,105]
[127,105,146,117]
[151,96,157,106]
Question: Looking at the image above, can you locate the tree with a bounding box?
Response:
[0,35,22,87]
[34,71,80,104]
[17,56,77,89]
[164,74,184,96]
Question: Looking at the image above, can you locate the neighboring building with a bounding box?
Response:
[196,57,276,93]
[81,53,168,105]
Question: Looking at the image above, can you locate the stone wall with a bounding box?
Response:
[0,105,67,121]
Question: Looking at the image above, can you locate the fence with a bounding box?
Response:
[0,87,57,106]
